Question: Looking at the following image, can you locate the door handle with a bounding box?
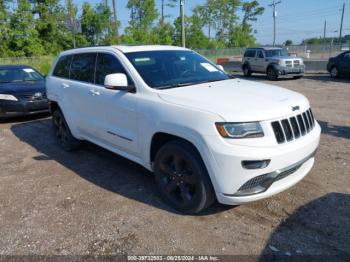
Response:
[61,83,69,89]
[90,89,100,96]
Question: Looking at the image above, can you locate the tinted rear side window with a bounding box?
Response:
[95,53,128,85]
[53,55,72,78]
[70,53,96,83]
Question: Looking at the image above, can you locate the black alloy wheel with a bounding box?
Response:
[52,109,80,151]
[243,65,252,77]
[267,67,279,80]
[154,140,215,214]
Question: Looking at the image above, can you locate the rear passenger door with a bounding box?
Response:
[87,52,139,156]
[66,52,98,135]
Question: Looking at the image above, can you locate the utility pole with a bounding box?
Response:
[323,20,327,43]
[269,0,281,46]
[338,3,345,48]
[180,0,185,47]
[112,0,119,44]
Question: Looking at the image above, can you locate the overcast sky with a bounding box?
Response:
[76,0,350,45]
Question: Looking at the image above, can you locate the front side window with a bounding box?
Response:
[95,53,129,85]
[265,49,289,58]
[125,50,229,89]
[257,51,264,58]
[53,55,72,78]
[0,68,43,83]
[70,53,96,83]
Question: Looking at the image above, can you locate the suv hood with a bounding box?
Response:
[157,79,309,122]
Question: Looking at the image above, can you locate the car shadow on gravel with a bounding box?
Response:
[0,113,50,124]
[235,74,301,82]
[259,192,350,259]
[318,121,350,139]
[10,119,233,216]
[302,74,350,83]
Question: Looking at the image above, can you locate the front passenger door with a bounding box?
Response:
[254,50,265,72]
[87,53,139,156]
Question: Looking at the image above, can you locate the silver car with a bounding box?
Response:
[242,47,305,80]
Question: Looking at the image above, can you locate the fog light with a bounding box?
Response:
[242,159,270,170]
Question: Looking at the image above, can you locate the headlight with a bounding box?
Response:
[0,94,18,101]
[278,60,284,66]
[300,60,304,65]
[215,122,264,138]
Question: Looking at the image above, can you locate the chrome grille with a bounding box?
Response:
[271,108,315,144]
[285,61,293,68]
[293,60,300,67]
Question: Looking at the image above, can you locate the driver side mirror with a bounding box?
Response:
[104,73,136,93]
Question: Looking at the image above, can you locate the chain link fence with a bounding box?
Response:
[197,44,349,62]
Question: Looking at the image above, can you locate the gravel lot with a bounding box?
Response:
[0,73,349,258]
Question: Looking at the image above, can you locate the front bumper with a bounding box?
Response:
[0,99,50,118]
[203,121,321,205]
[277,65,305,75]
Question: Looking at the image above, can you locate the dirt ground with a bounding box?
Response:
[0,73,349,258]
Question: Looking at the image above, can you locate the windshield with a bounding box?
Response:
[0,68,43,83]
[125,50,229,89]
[265,49,289,58]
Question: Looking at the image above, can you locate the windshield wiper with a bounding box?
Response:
[157,82,198,89]
[157,79,230,90]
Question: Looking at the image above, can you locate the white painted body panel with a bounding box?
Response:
[46,45,321,205]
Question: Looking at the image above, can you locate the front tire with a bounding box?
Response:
[154,140,215,214]
[330,66,339,78]
[52,109,81,151]
[243,65,252,77]
[267,67,279,80]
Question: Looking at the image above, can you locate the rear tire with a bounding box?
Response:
[330,66,339,78]
[52,109,81,151]
[243,65,252,77]
[267,67,279,80]
[154,140,215,214]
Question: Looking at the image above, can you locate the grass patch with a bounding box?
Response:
[0,56,55,75]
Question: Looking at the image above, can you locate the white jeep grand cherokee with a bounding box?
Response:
[46,45,321,214]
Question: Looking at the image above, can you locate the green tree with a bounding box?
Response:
[81,2,113,46]
[0,0,11,56]
[229,0,264,47]
[153,22,174,45]
[123,0,158,44]
[32,0,70,54]
[285,39,293,46]
[8,0,44,56]
[174,14,210,49]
